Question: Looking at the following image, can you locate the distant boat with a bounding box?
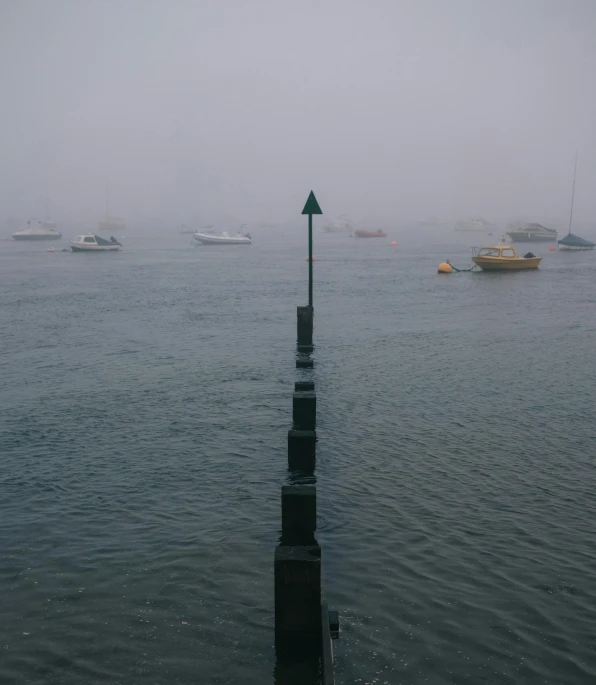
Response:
[97,218,127,233]
[71,234,122,252]
[558,152,595,251]
[12,218,61,241]
[417,217,444,228]
[558,233,595,250]
[97,182,127,233]
[354,229,387,238]
[506,223,557,242]
[322,215,354,233]
[193,226,251,245]
[454,217,497,232]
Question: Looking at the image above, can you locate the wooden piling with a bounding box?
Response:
[293,391,316,430]
[274,543,322,650]
[282,485,316,542]
[287,429,316,471]
[297,305,313,347]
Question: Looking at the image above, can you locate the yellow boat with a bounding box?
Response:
[471,243,542,271]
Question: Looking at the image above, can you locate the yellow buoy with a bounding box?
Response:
[438,262,453,273]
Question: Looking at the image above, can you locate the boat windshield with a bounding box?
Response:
[478,248,500,256]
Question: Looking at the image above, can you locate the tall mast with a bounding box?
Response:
[105,181,110,222]
[567,150,578,236]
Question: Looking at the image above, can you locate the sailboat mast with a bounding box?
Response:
[105,181,110,222]
[567,151,578,236]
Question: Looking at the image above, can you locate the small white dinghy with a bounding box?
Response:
[71,234,122,252]
[193,228,251,245]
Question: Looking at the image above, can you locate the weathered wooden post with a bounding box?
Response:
[293,390,316,430]
[275,485,321,651]
[287,428,316,472]
[281,485,316,541]
[297,305,314,350]
[274,190,338,681]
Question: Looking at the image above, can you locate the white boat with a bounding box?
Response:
[71,234,122,252]
[506,222,558,242]
[193,228,251,245]
[97,182,127,233]
[97,218,127,233]
[322,215,354,233]
[12,219,62,241]
[454,216,497,232]
[417,217,445,228]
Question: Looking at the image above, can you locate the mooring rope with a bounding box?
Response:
[449,262,478,272]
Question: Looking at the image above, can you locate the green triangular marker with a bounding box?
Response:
[301,191,323,215]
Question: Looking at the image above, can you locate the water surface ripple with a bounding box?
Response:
[1,231,595,684]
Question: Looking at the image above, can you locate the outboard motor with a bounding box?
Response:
[523,251,536,258]
[110,236,121,245]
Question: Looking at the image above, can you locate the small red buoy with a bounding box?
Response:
[549,246,556,251]
[390,241,397,246]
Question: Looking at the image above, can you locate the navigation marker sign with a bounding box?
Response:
[301,191,322,216]
[301,191,322,306]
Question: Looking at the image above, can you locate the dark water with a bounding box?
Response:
[1,230,595,684]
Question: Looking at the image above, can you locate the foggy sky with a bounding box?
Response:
[1,0,596,229]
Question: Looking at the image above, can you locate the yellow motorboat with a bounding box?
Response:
[471,243,542,271]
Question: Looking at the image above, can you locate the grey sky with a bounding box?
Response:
[1,0,595,228]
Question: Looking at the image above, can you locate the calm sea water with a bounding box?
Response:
[1,228,595,684]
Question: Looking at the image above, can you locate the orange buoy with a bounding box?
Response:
[390,241,397,246]
[438,262,453,273]
[549,246,556,251]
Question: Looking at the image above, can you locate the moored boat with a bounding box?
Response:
[471,242,541,271]
[322,216,354,233]
[193,229,251,245]
[417,217,444,228]
[557,153,594,251]
[455,217,497,232]
[12,219,61,241]
[507,223,557,242]
[354,229,387,238]
[71,234,122,252]
[97,218,127,233]
[558,233,595,250]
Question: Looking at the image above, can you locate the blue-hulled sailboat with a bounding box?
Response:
[558,153,595,251]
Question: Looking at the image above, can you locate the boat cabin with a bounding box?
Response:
[75,235,99,245]
[476,245,518,259]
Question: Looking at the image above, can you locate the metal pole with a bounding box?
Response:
[308,214,313,306]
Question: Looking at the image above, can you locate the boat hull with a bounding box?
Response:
[193,234,251,245]
[12,233,62,240]
[558,244,594,251]
[471,256,542,271]
[71,244,120,252]
[354,230,387,238]
[507,232,556,242]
